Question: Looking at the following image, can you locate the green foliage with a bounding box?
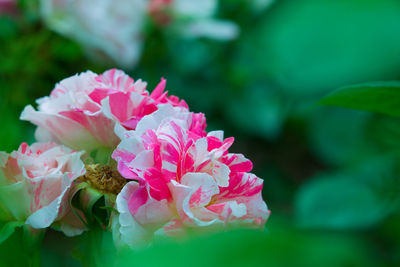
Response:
[108,227,373,267]
[0,225,44,267]
[320,82,400,117]
[73,227,116,267]
[0,221,24,244]
[367,115,400,150]
[307,108,374,165]
[295,173,388,229]
[239,0,400,95]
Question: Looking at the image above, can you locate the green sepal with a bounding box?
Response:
[0,221,24,244]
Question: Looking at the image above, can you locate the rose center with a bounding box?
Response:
[80,164,127,195]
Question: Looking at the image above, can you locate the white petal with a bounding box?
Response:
[181,19,240,41]
[173,0,217,18]
[171,173,220,227]
[129,150,154,170]
[207,130,224,141]
[113,182,152,249]
[135,104,190,135]
[211,161,230,187]
[26,174,70,229]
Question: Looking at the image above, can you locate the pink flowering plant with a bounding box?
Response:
[0,142,85,243]
[40,0,240,68]
[20,69,185,153]
[0,69,270,254]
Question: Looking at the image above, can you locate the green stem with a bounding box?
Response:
[23,226,45,267]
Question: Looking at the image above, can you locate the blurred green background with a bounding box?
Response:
[2,0,400,266]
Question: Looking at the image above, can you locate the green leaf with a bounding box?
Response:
[0,226,36,267]
[235,0,400,96]
[295,173,389,229]
[0,221,24,244]
[319,82,400,117]
[74,226,116,267]
[107,228,372,267]
[366,115,400,151]
[79,187,104,219]
[308,108,373,165]
[100,206,118,213]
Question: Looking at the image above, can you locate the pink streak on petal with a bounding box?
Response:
[128,183,148,215]
[88,89,112,104]
[20,142,28,154]
[150,78,166,100]
[206,203,226,214]
[107,92,129,122]
[218,173,263,200]
[207,136,222,151]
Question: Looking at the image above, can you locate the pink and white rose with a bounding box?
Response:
[40,0,148,68]
[21,69,189,153]
[0,142,86,236]
[149,0,239,40]
[111,108,269,248]
[16,68,269,248]
[40,0,238,67]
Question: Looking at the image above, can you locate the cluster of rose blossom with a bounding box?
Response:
[0,69,270,249]
[39,0,239,68]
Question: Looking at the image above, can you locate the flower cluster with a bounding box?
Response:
[21,69,188,152]
[39,0,239,68]
[2,69,270,249]
[0,142,85,236]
